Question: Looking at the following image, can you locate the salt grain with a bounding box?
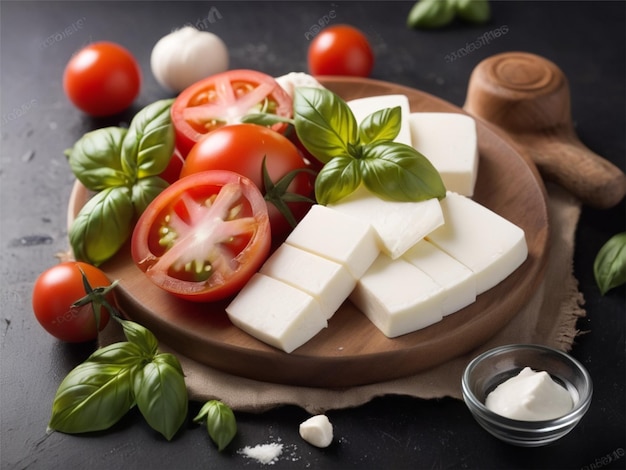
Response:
[239,442,283,465]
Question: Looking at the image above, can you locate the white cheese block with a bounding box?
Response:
[402,239,476,316]
[284,204,379,279]
[299,415,334,448]
[328,185,444,259]
[408,112,479,197]
[225,273,327,353]
[347,94,412,145]
[350,254,445,338]
[426,192,528,295]
[260,243,355,320]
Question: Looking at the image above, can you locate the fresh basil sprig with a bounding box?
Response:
[193,400,237,451]
[48,317,188,440]
[407,0,490,29]
[66,99,175,266]
[594,232,626,295]
[293,87,445,205]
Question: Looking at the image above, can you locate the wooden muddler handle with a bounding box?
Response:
[463,51,626,209]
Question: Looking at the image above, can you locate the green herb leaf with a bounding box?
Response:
[193,400,237,451]
[66,127,130,191]
[120,319,159,357]
[69,186,134,266]
[133,353,188,441]
[294,87,358,164]
[240,113,295,127]
[131,175,170,215]
[454,0,491,24]
[315,156,362,205]
[360,141,446,201]
[121,99,175,180]
[594,232,626,295]
[407,0,456,29]
[359,106,402,144]
[48,342,143,434]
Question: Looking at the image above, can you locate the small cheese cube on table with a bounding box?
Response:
[260,243,355,320]
[225,273,327,354]
[408,112,479,197]
[402,239,476,316]
[284,204,379,279]
[350,254,445,338]
[328,185,444,259]
[348,94,413,145]
[426,192,528,295]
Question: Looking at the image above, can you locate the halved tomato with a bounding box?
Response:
[171,69,293,156]
[131,170,271,302]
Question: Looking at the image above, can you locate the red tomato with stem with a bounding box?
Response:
[63,41,141,116]
[32,262,113,342]
[181,124,315,237]
[131,170,271,302]
[171,69,293,156]
[308,25,374,77]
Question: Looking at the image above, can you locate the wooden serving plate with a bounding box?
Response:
[68,77,550,388]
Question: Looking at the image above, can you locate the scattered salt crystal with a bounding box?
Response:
[239,442,283,465]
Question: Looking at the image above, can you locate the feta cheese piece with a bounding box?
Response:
[260,243,355,320]
[408,112,479,197]
[225,273,327,353]
[347,94,413,145]
[285,204,379,279]
[299,415,334,448]
[426,192,528,295]
[403,240,476,316]
[328,185,444,259]
[274,72,324,98]
[350,254,445,338]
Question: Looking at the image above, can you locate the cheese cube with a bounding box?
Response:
[348,94,412,145]
[328,185,444,259]
[284,204,379,279]
[408,113,479,196]
[260,243,355,320]
[426,192,528,295]
[402,239,476,316]
[350,254,445,338]
[225,273,327,353]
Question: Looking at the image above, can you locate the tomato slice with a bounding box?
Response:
[171,69,293,156]
[131,170,271,302]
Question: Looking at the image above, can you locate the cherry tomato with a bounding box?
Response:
[32,262,113,342]
[131,170,271,302]
[308,25,374,77]
[171,69,293,156]
[181,124,315,237]
[63,41,141,116]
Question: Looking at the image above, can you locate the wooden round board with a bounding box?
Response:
[67,77,550,388]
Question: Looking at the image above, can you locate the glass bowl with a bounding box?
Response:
[461,344,593,447]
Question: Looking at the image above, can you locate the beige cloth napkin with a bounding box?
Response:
[100,182,586,414]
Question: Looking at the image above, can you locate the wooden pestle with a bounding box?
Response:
[464,51,626,209]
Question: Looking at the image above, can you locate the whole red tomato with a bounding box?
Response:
[308,25,374,77]
[181,124,315,237]
[63,41,141,116]
[32,262,113,342]
[131,170,271,302]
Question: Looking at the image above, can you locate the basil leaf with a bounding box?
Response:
[66,127,130,191]
[121,99,175,180]
[594,232,626,295]
[121,319,159,357]
[454,0,491,24]
[360,141,446,201]
[359,106,401,144]
[294,87,358,164]
[131,176,169,215]
[315,156,362,205]
[48,342,143,434]
[240,113,294,127]
[193,400,237,451]
[133,353,187,441]
[407,0,456,29]
[69,186,134,266]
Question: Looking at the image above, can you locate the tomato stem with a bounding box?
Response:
[73,268,124,326]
